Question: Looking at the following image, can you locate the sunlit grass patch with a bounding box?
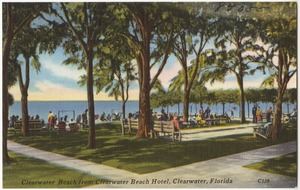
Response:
[244,152,297,178]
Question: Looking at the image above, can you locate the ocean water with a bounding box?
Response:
[9,100,296,122]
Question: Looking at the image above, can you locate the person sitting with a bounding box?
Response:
[170,115,180,138]
[196,115,205,126]
[160,109,168,121]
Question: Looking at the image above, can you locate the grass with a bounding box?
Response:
[244,152,297,178]
[3,151,106,188]
[7,122,297,174]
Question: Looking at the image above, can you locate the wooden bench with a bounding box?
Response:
[253,123,272,141]
[13,120,42,135]
[122,119,139,134]
[152,121,181,141]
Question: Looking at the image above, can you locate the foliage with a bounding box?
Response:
[150,89,181,109]
[283,88,297,104]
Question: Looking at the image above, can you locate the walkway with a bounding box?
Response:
[180,123,255,141]
[7,124,297,188]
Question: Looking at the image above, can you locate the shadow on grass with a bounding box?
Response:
[3,151,104,188]
[8,123,297,174]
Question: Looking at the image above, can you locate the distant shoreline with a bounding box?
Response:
[13,100,139,102]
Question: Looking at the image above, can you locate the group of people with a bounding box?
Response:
[198,106,211,119]
[99,112,121,121]
[126,109,181,132]
[48,109,89,130]
[155,109,180,132]
[252,104,273,123]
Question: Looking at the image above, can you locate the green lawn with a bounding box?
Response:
[7,123,297,174]
[3,151,106,188]
[244,152,297,178]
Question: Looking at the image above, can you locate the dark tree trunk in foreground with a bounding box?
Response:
[17,56,31,136]
[87,54,96,149]
[136,54,152,138]
[183,88,190,121]
[271,95,283,140]
[270,47,292,141]
[2,4,13,164]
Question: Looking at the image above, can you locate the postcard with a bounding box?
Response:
[2,1,297,188]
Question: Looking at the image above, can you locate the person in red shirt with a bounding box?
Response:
[170,114,180,131]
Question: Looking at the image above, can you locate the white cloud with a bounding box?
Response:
[9,80,140,101]
[206,74,297,90]
[42,60,85,81]
[156,61,182,88]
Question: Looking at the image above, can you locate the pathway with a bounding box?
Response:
[7,123,297,188]
[180,123,255,141]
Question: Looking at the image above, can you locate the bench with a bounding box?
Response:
[152,121,181,141]
[122,119,139,134]
[13,119,42,135]
[253,123,272,141]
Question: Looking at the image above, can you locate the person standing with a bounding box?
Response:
[82,109,88,128]
[266,107,273,122]
[256,107,263,123]
[252,104,257,123]
[48,111,55,130]
[204,107,211,119]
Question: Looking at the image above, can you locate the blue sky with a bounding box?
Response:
[9,44,297,101]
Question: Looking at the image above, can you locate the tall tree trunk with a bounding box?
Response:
[137,84,151,137]
[222,103,225,115]
[137,51,151,137]
[135,11,152,138]
[87,54,96,149]
[235,33,246,123]
[17,56,30,136]
[3,3,13,164]
[270,47,290,141]
[240,86,246,123]
[21,92,29,136]
[183,88,190,121]
[247,102,250,118]
[237,76,246,123]
[271,93,283,140]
